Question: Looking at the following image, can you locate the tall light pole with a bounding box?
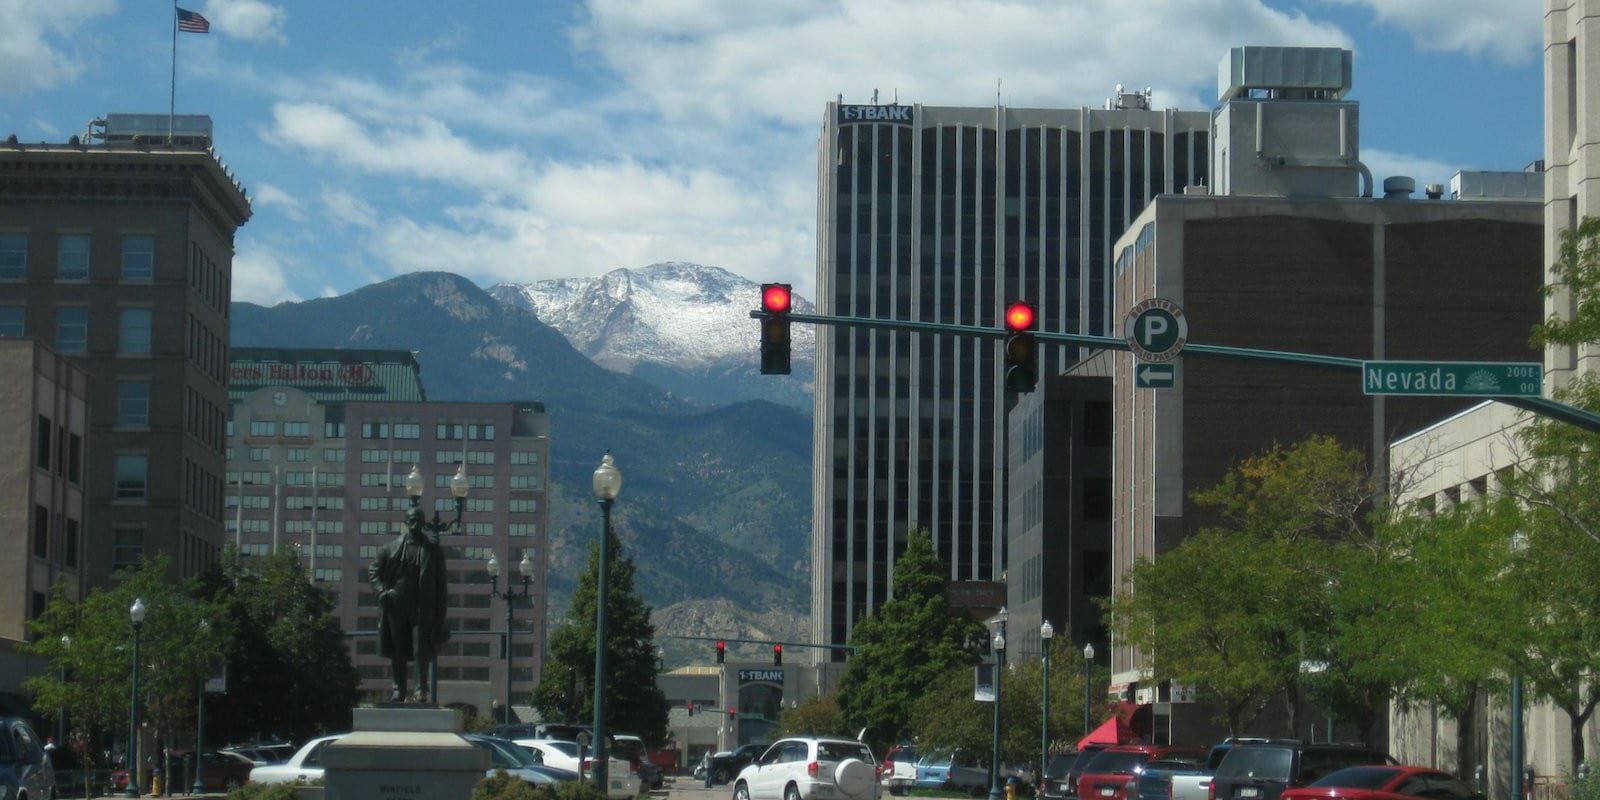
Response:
[988,607,1008,800]
[403,462,470,702]
[1082,642,1095,737]
[1040,620,1054,789]
[488,551,535,723]
[191,620,210,795]
[591,452,623,791]
[126,598,146,799]
[57,634,70,745]
[1509,531,1528,800]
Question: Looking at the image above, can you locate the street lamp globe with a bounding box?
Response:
[451,464,470,499]
[593,452,622,501]
[518,552,535,580]
[1040,620,1054,640]
[1083,642,1094,661]
[993,632,1006,651]
[487,553,501,578]
[996,605,1009,623]
[404,465,424,498]
[130,598,146,625]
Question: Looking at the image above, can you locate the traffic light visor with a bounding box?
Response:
[762,284,792,314]
[1004,302,1035,331]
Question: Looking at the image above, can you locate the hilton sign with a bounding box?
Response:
[230,363,376,385]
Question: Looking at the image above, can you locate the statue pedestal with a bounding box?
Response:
[322,706,487,800]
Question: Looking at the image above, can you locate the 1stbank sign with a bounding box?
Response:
[739,669,784,684]
[1361,360,1542,398]
[838,104,913,125]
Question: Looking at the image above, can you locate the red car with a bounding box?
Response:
[1280,765,1483,800]
[1078,745,1207,800]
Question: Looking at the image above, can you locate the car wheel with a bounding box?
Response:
[786,783,803,800]
[734,782,752,800]
[716,768,730,785]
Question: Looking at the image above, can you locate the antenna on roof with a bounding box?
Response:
[872,88,878,104]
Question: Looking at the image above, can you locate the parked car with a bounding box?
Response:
[915,748,988,795]
[1128,757,1205,800]
[707,743,770,785]
[880,744,918,796]
[612,733,663,789]
[731,736,879,800]
[513,738,639,799]
[221,742,298,766]
[0,717,56,800]
[1153,739,1272,800]
[1040,753,1080,800]
[464,734,580,787]
[248,734,347,785]
[1078,744,1206,800]
[1280,766,1484,800]
[176,749,256,792]
[1209,741,1393,800]
[1064,743,1111,799]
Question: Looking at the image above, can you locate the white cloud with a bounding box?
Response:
[321,187,378,229]
[251,181,304,221]
[575,0,1353,123]
[1326,0,1539,64]
[0,0,117,95]
[204,0,287,44]
[1360,147,1464,194]
[231,243,300,305]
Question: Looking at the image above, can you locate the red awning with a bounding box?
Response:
[1075,703,1147,750]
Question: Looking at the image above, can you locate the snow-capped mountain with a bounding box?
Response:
[489,262,816,409]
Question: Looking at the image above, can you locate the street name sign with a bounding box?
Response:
[1124,298,1188,362]
[1361,361,1541,397]
[1135,363,1175,389]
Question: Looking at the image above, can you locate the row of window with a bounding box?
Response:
[33,505,81,568]
[35,415,84,484]
[189,313,226,385]
[0,233,153,282]
[183,457,223,521]
[0,306,156,354]
[188,240,230,319]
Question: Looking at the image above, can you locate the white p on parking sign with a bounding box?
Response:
[1124,298,1188,363]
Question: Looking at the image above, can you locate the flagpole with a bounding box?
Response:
[169,0,177,143]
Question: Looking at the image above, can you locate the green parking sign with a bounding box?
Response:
[1124,298,1188,363]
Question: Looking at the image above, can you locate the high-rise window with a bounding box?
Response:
[0,306,23,337]
[57,234,90,280]
[65,518,79,568]
[112,527,144,570]
[0,233,25,279]
[55,308,87,353]
[33,505,48,558]
[114,454,149,500]
[116,381,151,427]
[119,308,152,354]
[122,235,154,281]
[36,415,50,469]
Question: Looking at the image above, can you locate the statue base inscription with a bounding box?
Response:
[323,707,487,800]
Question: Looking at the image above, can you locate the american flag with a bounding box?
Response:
[176,8,210,33]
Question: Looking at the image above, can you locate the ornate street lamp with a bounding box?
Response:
[126,598,146,798]
[191,620,210,795]
[403,463,470,700]
[1040,620,1054,788]
[488,551,536,723]
[988,607,1008,800]
[591,452,623,790]
[57,634,70,744]
[1082,642,1095,736]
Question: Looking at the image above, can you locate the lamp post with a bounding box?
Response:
[1040,620,1054,788]
[57,634,69,745]
[126,598,146,799]
[1082,643,1095,736]
[1509,531,1528,800]
[403,463,470,701]
[591,452,623,791]
[190,620,210,795]
[488,551,536,724]
[988,607,1008,800]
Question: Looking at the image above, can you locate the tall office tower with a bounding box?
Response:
[0,115,251,587]
[1546,0,1600,386]
[810,97,1209,659]
[226,348,551,711]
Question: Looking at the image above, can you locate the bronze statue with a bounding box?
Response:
[368,507,450,702]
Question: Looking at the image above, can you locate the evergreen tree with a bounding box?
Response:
[836,527,987,749]
[533,527,668,745]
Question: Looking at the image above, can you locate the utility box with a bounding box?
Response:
[1211,47,1361,198]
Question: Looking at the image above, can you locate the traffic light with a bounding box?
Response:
[773,643,783,666]
[728,706,737,718]
[1003,301,1037,392]
[715,640,726,664]
[760,283,792,375]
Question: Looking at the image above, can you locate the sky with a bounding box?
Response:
[0,1,1544,306]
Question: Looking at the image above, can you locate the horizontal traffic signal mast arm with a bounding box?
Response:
[670,634,856,654]
[755,309,1600,433]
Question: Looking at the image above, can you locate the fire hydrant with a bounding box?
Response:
[1005,775,1018,800]
[151,767,163,796]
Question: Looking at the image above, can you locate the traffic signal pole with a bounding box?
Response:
[754,309,1600,434]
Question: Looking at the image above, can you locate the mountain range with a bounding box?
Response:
[230,265,816,666]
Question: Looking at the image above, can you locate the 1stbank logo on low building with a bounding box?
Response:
[838,104,913,125]
[738,669,784,684]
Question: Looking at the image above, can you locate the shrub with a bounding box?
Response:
[553,778,610,800]
[474,769,551,800]
[227,782,306,800]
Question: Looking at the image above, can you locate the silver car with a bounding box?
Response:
[733,737,879,800]
[0,718,56,800]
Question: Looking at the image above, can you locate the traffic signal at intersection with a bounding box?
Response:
[760,283,792,375]
[1003,301,1037,392]
[715,639,726,664]
[772,643,783,666]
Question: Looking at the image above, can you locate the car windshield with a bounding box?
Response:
[477,738,540,768]
[1083,751,1153,775]
[918,751,952,768]
[541,741,579,758]
[891,746,918,762]
[1311,767,1403,789]
[613,739,645,759]
[1147,759,1202,772]
[1047,754,1078,778]
[818,742,873,763]
[1214,747,1294,779]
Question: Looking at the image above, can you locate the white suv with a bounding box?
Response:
[733,737,879,800]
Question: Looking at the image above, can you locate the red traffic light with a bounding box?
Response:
[729,706,737,716]
[1004,301,1036,332]
[716,640,726,664]
[762,284,792,314]
[773,643,783,666]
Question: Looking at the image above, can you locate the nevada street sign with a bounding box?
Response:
[1136,363,1175,389]
[1361,361,1542,397]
